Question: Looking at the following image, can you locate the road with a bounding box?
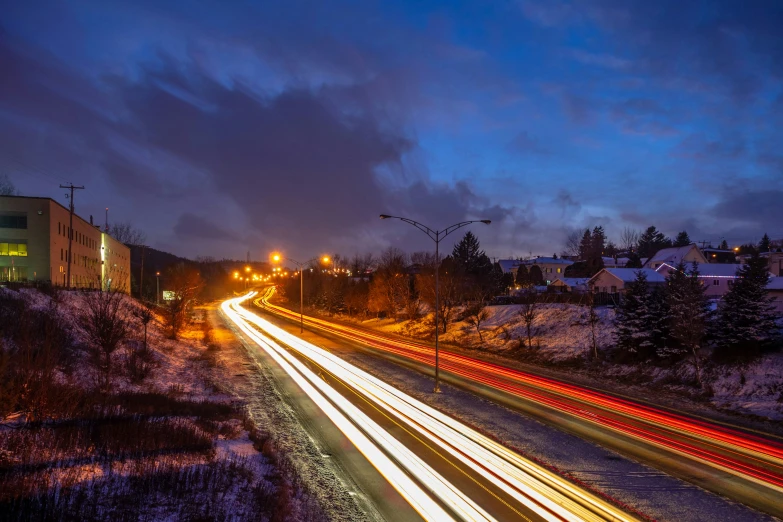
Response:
[222,292,639,522]
[254,287,783,519]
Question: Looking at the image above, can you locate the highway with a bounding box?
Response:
[222,292,639,522]
[254,287,783,518]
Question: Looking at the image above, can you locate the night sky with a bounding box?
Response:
[3,1,783,261]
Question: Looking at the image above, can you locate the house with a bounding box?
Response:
[767,278,783,314]
[701,247,737,264]
[737,251,783,277]
[602,257,631,268]
[643,244,708,270]
[550,277,590,293]
[497,259,521,275]
[655,262,742,298]
[519,256,574,284]
[589,268,666,294]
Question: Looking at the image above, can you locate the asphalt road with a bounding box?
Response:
[223,293,638,522]
[254,288,783,519]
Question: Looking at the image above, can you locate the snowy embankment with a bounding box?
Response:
[0,288,328,521]
[355,303,783,421]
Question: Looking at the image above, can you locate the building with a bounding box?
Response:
[654,262,742,298]
[643,244,707,270]
[767,278,783,314]
[588,268,666,294]
[519,256,574,285]
[549,277,590,293]
[701,247,736,264]
[0,196,130,292]
[737,251,783,277]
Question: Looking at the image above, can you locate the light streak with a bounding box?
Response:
[256,287,783,495]
[227,292,639,522]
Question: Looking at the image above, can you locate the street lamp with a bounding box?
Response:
[271,253,330,333]
[155,272,161,305]
[379,214,491,393]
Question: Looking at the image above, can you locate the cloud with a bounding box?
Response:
[507,131,549,155]
[713,190,783,227]
[173,213,238,241]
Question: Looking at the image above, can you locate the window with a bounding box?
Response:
[0,214,27,229]
[727,279,734,287]
[0,242,27,256]
[557,268,561,273]
[611,285,617,293]
[713,279,720,286]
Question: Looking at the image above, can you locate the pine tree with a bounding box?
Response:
[625,252,643,268]
[648,285,671,357]
[591,226,607,256]
[578,229,592,260]
[759,233,771,253]
[452,231,484,273]
[673,231,691,247]
[515,265,530,287]
[637,226,672,258]
[529,265,544,286]
[715,252,779,358]
[662,261,711,385]
[719,239,729,250]
[615,270,654,357]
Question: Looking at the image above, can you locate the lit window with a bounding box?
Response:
[0,243,7,255]
[557,268,561,273]
[17,244,26,256]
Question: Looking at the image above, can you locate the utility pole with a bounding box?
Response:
[60,183,85,290]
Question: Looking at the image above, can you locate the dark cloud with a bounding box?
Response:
[713,190,783,227]
[173,213,238,240]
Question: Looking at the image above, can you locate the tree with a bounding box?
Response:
[344,280,369,317]
[0,173,17,196]
[79,288,132,393]
[417,256,460,333]
[562,229,582,258]
[637,226,672,259]
[759,233,771,253]
[163,263,205,338]
[620,227,639,253]
[615,270,654,357]
[465,302,490,342]
[584,290,600,360]
[625,252,643,268]
[715,252,779,358]
[719,239,729,250]
[109,222,147,246]
[528,265,544,286]
[515,265,530,287]
[661,261,710,385]
[591,226,607,257]
[452,231,485,273]
[368,247,408,320]
[518,293,541,349]
[673,231,691,247]
[604,241,619,257]
[578,229,592,260]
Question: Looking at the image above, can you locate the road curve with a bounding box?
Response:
[224,292,639,522]
[254,287,783,518]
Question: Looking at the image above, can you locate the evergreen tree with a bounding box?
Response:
[528,265,544,286]
[625,252,643,268]
[452,231,485,273]
[637,226,672,258]
[662,261,711,384]
[673,231,691,247]
[615,270,654,357]
[591,226,607,256]
[604,241,619,257]
[578,229,592,260]
[515,265,530,287]
[759,233,771,253]
[715,252,779,358]
[719,239,729,250]
[648,285,671,356]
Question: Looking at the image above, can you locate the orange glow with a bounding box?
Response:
[271,252,282,263]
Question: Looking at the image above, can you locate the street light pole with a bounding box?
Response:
[155,272,160,305]
[271,254,330,335]
[379,215,491,393]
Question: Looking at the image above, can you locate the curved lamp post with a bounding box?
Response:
[271,253,330,334]
[379,215,490,392]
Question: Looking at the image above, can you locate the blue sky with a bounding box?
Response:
[2,0,783,260]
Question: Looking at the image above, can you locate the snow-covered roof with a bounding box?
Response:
[599,268,667,284]
[644,244,703,268]
[497,259,521,273]
[552,277,590,287]
[767,277,783,290]
[521,256,574,265]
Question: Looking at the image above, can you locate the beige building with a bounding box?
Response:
[0,196,130,292]
[643,244,708,270]
[588,268,666,294]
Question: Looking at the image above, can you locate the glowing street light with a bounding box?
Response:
[271,252,330,333]
[379,214,491,393]
[156,271,161,305]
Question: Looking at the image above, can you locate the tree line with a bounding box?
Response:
[615,252,780,385]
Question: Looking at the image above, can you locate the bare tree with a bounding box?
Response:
[584,290,600,359]
[80,288,132,393]
[163,263,205,338]
[109,221,147,246]
[367,247,408,320]
[0,173,18,196]
[517,292,541,349]
[562,229,582,258]
[416,256,461,334]
[465,302,490,342]
[620,227,640,252]
[344,280,369,317]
